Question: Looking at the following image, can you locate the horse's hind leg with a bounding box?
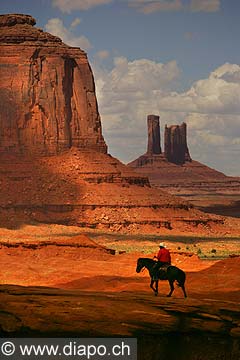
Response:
[167,280,174,297]
[155,280,158,296]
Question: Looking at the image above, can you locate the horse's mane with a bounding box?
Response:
[138,257,155,265]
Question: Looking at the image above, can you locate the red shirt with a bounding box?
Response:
[157,248,171,263]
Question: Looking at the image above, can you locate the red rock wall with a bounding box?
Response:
[0,14,107,155]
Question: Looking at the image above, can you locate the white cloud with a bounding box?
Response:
[45,18,92,50]
[128,0,183,14]
[52,0,112,13]
[158,63,240,115]
[185,112,240,175]
[93,57,182,161]
[52,0,221,14]
[95,50,110,60]
[70,18,81,28]
[128,0,221,14]
[190,0,220,12]
[93,58,240,175]
[108,57,180,92]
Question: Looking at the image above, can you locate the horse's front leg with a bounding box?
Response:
[150,279,158,296]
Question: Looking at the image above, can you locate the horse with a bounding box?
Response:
[136,257,187,298]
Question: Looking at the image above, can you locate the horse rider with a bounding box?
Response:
[152,242,171,280]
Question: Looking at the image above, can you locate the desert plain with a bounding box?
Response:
[0,223,240,360]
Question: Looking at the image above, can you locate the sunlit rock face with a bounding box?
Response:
[0,14,107,155]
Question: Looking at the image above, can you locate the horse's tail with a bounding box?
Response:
[176,269,186,287]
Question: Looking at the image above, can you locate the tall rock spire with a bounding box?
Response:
[147,115,161,155]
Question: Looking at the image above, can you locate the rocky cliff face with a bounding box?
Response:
[0,14,107,155]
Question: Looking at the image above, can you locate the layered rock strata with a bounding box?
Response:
[0,14,107,155]
[1,148,234,235]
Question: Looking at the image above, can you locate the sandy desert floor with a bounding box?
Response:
[0,223,239,301]
[0,223,239,359]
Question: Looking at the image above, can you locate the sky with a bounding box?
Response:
[1,0,240,176]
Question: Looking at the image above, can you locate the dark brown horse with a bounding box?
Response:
[136,257,187,297]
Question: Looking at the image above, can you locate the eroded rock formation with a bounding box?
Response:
[128,116,240,217]
[0,14,237,234]
[164,122,191,164]
[147,115,161,154]
[0,14,107,155]
[129,116,192,167]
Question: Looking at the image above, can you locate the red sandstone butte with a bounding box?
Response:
[0,14,107,155]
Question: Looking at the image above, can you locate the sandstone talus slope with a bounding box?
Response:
[1,149,238,235]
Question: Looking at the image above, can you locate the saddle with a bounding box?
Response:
[152,263,171,281]
[158,264,170,280]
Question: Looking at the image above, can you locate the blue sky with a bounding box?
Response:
[1,0,240,175]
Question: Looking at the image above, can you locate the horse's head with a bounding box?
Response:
[136,258,145,273]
